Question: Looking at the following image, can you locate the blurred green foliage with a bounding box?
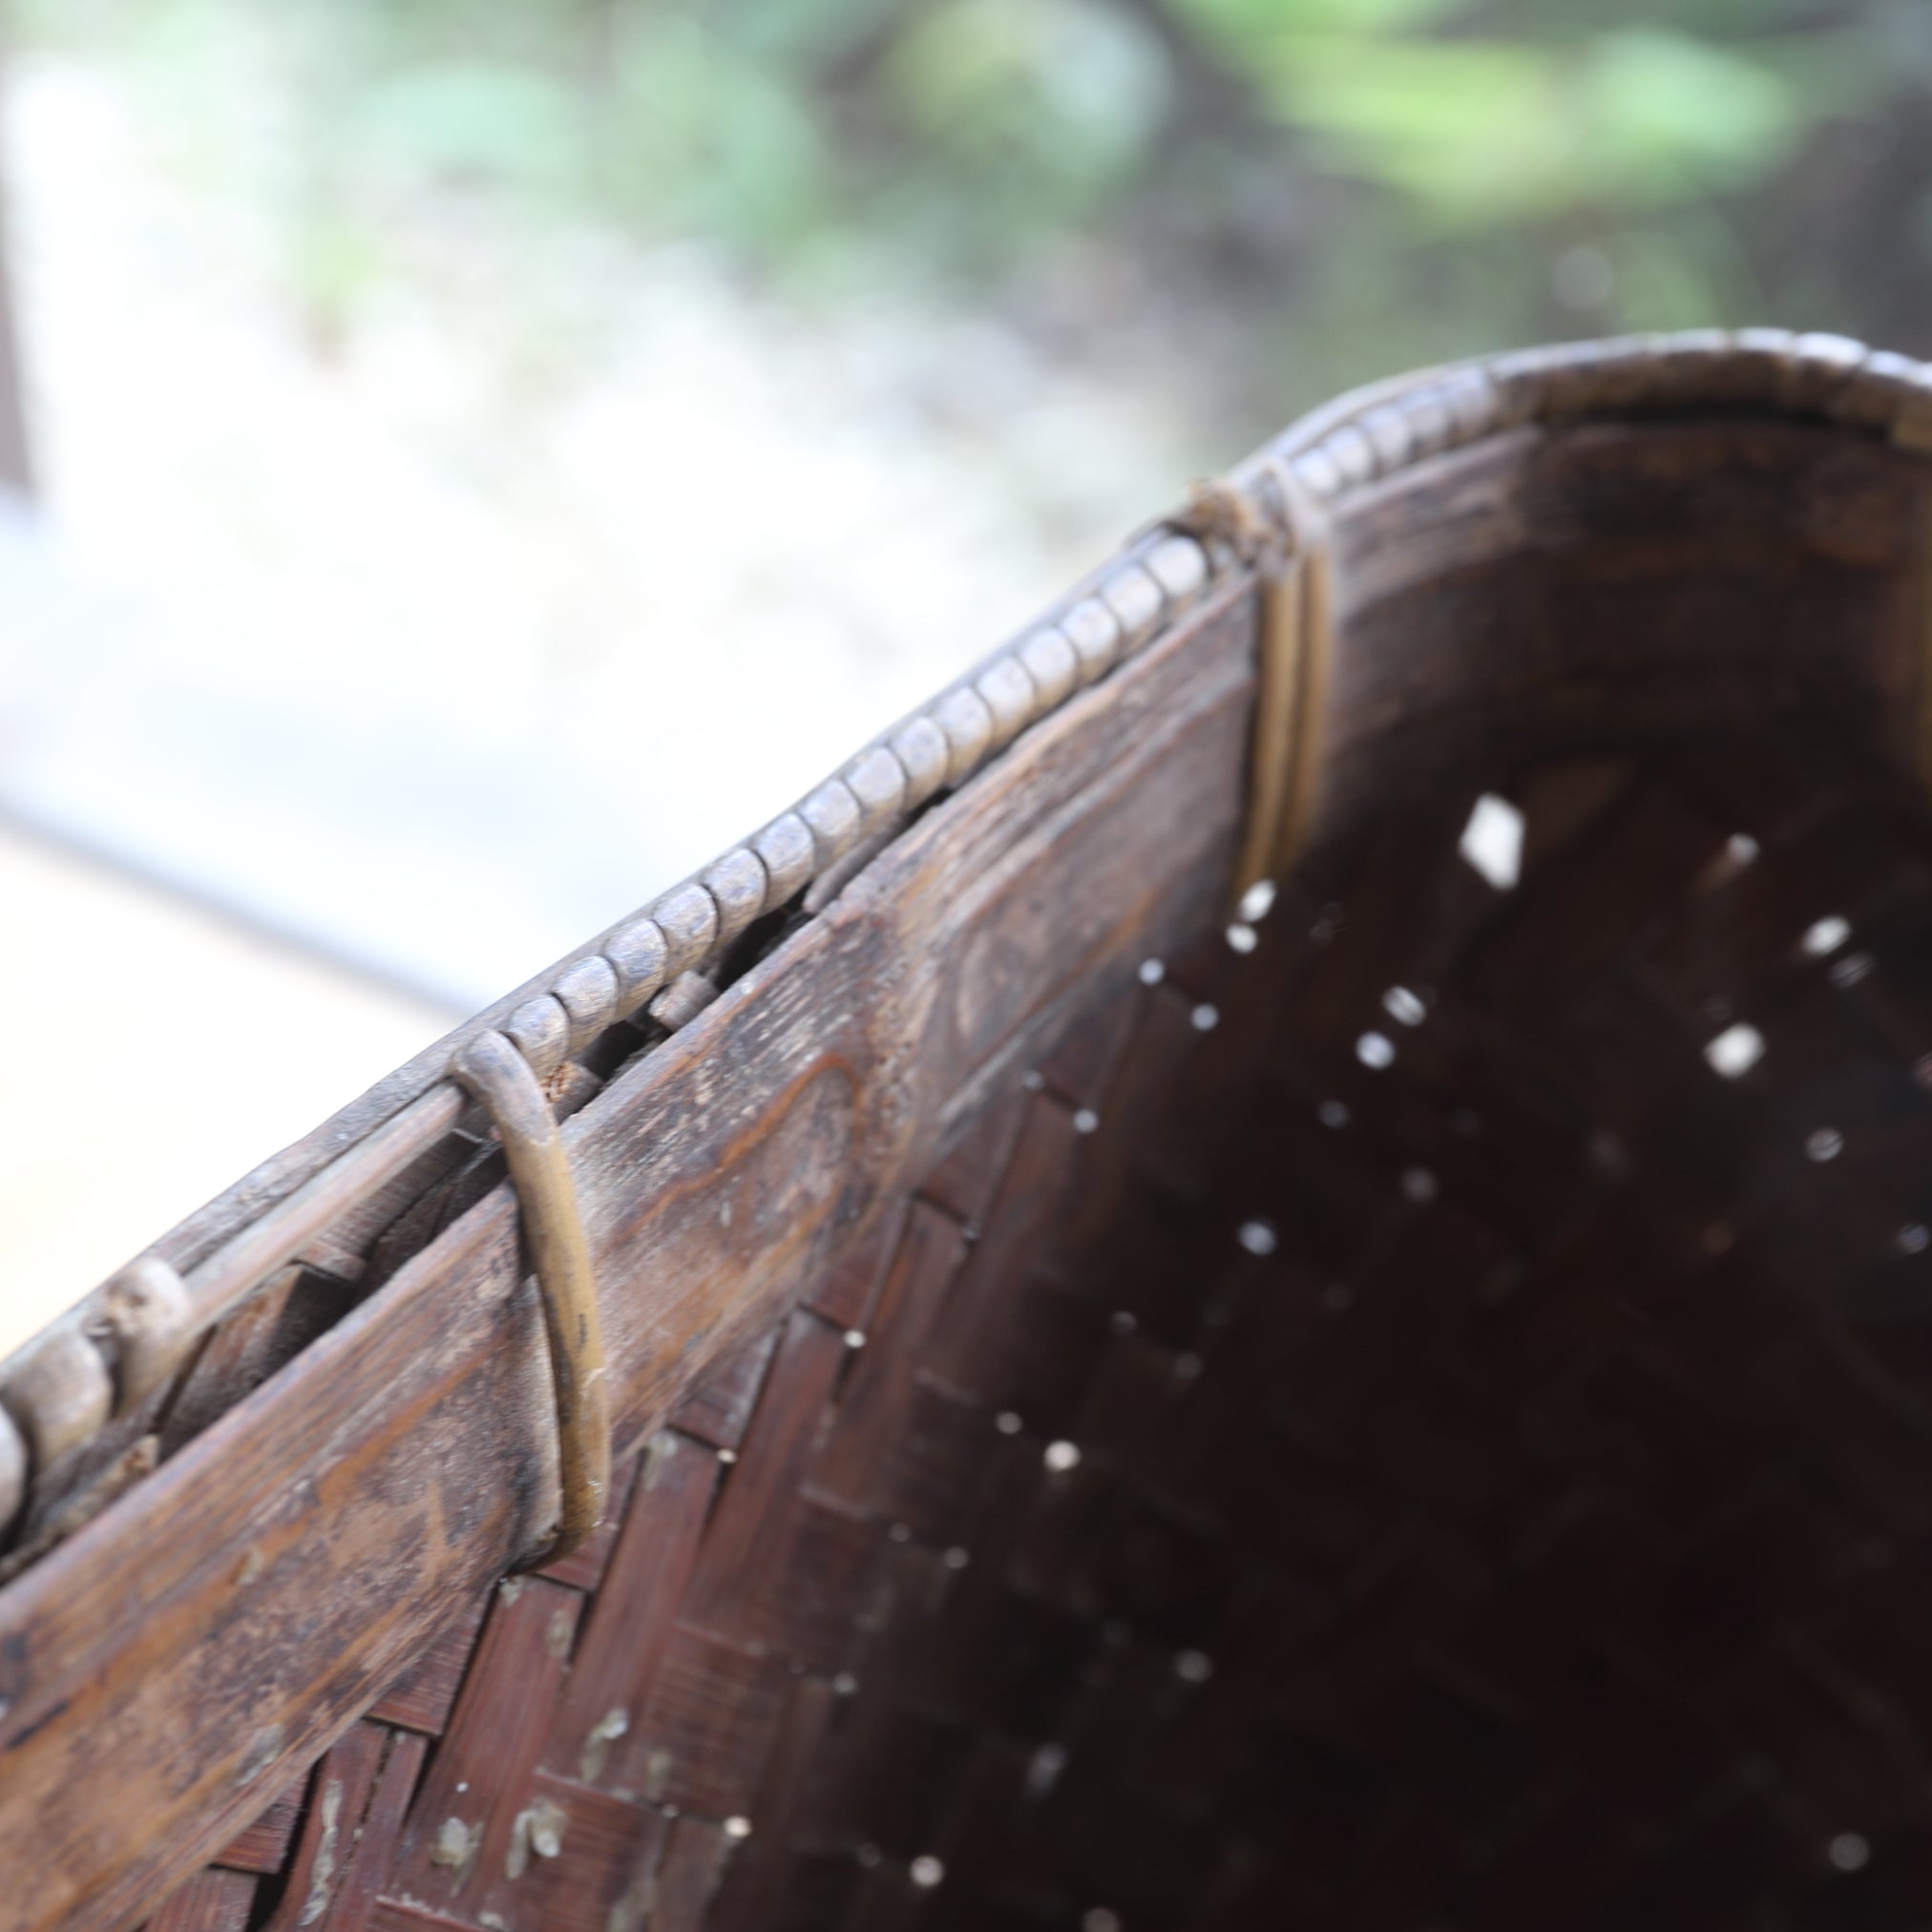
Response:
[21,0,1932,417]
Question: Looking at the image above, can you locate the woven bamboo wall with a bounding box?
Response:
[137,724,1932,1931]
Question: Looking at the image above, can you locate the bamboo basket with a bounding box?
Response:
[8,330,1932,1932]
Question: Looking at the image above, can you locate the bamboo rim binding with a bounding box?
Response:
[0,1044,613,1571]
[1175,456,1335,912]
[453,1032,611,1564]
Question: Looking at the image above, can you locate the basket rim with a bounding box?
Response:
[6,324,1930,1517]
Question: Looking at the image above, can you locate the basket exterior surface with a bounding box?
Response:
[10,331,1932,1930]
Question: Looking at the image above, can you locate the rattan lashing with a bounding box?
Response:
[9,330,1932,1929]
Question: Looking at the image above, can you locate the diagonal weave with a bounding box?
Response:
[142,725,1932,1930]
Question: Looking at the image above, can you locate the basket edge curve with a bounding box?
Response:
[4,323,1932,1614]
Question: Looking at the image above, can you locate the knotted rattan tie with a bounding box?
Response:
[1178,455,1334,909]
[453,1030,611,1564]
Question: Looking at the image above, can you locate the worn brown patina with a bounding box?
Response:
[10,333,1932,1930]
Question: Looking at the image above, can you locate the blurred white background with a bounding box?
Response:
[0,38,1198,1352]
[6,0,1927,1351]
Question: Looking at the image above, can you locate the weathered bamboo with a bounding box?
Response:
[8,330,1932,1932]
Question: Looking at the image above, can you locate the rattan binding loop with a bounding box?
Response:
[1176,458,1334,911]
[452,1030,611,1565]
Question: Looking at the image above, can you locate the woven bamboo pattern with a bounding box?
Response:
[136,726,1932,1929]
